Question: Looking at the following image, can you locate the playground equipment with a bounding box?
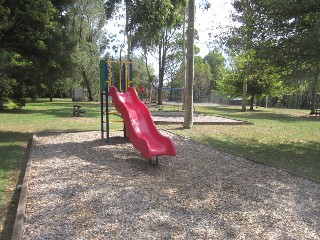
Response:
[100,59,132,141]
[100,59,176,162]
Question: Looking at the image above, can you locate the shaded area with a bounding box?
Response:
[1,102,100,119]
[198,136,320,181]
[0,132,30,171]
[0,132,31,240]
[168,106,320,181]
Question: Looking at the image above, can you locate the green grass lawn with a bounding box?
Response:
[0,98,121,237]
[169,106,320,181]
[0,99,319,237]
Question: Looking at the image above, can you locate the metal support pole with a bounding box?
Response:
[122,63,126,92]
[105,86,109,143]
[100,91,104,139]
[129,59,133,87]
[105,61,110,143]
[100,60,107,140]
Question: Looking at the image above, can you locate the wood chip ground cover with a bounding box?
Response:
[21,131,320,239]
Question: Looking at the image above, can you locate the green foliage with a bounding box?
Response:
[105,0,186,49]
[131,1,187,104]
[173,55,213,101]
[0,0,111,105]
[193,56,213,101]
[217,50,284,103]
[234,0,320,63]
[204,51,226,90]
[0,0,75,104]
[131,56,155,90]
[65,0,108,101]
[225,0,320,112]
[104,0,122,20]
[131,0,186,43]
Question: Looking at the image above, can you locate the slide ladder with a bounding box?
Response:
[100,90,126,141]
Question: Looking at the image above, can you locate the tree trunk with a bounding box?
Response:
[0,91,4,111]
[310,64,319,114]
[241,78,247,112]
[126,3,131,61]
[250,92,254,110]
[82,69,93,101]
[182,7,187,110]
[157,38,166,105]
[157,89,162,105]
[142,51,154,107]
[49,81,53,102]
[183,0,195,129]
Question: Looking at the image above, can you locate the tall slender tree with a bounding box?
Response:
[106,0,186,104]
[184,0,195,128]
[130,0,186,105]
[65,0,107,101]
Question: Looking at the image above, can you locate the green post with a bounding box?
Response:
[100,60,106,92]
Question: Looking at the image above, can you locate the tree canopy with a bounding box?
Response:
[223,0,320,112]
[0,0,111,109]
[0,0,75,108]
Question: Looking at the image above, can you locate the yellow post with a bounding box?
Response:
[108,63,112,86]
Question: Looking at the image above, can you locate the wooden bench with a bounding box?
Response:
[315,109,320,117]
[73,105,86,117]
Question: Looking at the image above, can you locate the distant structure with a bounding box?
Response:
[72,89,84,102]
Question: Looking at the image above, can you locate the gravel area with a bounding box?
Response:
[21,131,319,239]
[151,111,250,125]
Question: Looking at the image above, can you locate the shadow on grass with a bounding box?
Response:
[0,132,31,240]
[1,103,100,119]
[0,132,30,171]
[198,135,320,181]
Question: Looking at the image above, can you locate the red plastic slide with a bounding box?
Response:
[109,86,176,159]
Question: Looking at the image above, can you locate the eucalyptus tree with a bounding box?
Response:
[105,0,187,104]
[229,0,320,113]
[105,0,133,61]
[130,0,187,105]
[65,0,107,101]
[131,56,155,89]
[183,0,195,128]
[192,56,213,101]
[217,50,284,110]
[204,51,226,90]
